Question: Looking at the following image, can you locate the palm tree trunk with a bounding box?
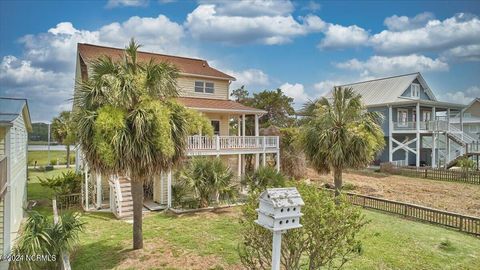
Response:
[131,180,143,250]
[66,145,70,168]
[333,167,342,197]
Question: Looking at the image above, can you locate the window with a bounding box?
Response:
[397,109,408,126]
[211,120,220,135]
[194,81,215,94]
[423,111,431,121]
[194,81,204,93]
[411,83,420,98]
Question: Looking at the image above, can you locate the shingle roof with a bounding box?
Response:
[177,97,266,114]
[332,72,436,106]
[77,43,235,81]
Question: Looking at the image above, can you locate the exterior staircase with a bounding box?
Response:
[109,176,133,220]
[437,123,479,169]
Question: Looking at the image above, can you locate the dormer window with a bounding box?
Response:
[411,83,420,98]
[194,81,215,94]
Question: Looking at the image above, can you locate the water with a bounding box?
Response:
[28,145,74,151]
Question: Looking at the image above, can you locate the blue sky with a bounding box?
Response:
[1,0,479,122]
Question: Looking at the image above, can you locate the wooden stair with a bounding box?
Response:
[114,177,133,220]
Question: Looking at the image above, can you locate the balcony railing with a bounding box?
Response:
[393,120,450,132]
[187,136,279,154]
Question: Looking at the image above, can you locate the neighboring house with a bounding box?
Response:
[450,98,480,141]
[331,73,479,168]
[74,44,280,219]
[0,97,32,268]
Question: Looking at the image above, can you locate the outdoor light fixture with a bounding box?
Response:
[255,187,304,270]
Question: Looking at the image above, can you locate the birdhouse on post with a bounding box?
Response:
[255,187,304,270]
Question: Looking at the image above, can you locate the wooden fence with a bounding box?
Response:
[56,193,82,211]
[340,191,480,236]
[380,163,480,184]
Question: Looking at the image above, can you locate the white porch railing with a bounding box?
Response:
[392,160,407,166]
[187,136,279,152]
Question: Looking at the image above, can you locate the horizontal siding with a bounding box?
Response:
[177,76,229,100]
[204,112,231,136]
[0,128,5,156]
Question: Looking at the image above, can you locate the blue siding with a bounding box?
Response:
[368,107,388,134]
[400,79,431,100]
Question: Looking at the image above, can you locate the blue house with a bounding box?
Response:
[336,73,478,168]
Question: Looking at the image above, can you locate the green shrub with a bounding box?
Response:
[177,157,237,208]
[12,211,84,270]
[50,159,58,165]
[458,156,475,170]
[38,171,82,195]
[244,166,286,192]
[238,182,367,270]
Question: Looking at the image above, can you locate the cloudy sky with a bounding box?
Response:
[1,0,479,122]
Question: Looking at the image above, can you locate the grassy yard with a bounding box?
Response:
[28,150,72,166]
[27,169,480,269]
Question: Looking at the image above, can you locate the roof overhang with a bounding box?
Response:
[367,99,466,109]
[186,106,266,115]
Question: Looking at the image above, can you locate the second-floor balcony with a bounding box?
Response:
[392,120,464,133]
[187,135,279,156]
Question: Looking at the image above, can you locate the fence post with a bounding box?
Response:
[404,204,408,217]
[459,216,463,232]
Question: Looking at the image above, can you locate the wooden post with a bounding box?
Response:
[389,106,393,162]
[416,102,421,167]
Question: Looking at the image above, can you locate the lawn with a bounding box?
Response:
[26,169,480,270]
[28,150,72,166]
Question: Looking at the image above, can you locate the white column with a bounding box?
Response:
[242,114,246,174]
[3,128,11,254]
[242,114,246,137]
[432,133,436,168]
[388,106,393,162]
[416,102,421,167]
[263,152,266,167]
[167,169,172,208]
[276,151,280,172]
[447,108,451,131]
[238,116,241,179]
[272,231,282,270]
[96,172,102,209]
[255,114,260,169]
[84,164,89,211]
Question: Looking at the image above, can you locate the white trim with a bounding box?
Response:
[397,109,408,127]
[194,80,216,94]
[411,83,420,99]
[185,106,266,115]
[180,72,235,81]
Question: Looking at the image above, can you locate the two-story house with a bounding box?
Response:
[74,44,280,218]
[335,73,479,169]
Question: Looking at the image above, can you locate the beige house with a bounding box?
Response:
[0,97,32,269]
[451,98,480,140]
[74,44,280,218]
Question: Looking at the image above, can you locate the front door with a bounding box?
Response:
[211,120,220,135]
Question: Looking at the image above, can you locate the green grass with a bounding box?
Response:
[25,169,480,269]
[28,150,72,166]
[27,168,73,200]
[68,207,480,270]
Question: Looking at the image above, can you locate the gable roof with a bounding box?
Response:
[177,97,266,115]
[77,43,236,81]
[0,97,32,131]
[464,98,480,112]
[334,72,437,106]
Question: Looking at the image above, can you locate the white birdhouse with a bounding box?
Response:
[255,187,304,232]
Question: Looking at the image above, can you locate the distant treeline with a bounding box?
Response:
[29,122,52,142]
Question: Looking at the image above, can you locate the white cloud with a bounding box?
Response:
[319,24,369,49]
[185,3,324,45]
[336,54,449,76]
[440,44,480,62]
[0,56,73,122]
[384,12,435,31]
[279,82,310,106]
[227,68,270,90]
[18,15,187,73]
[106,0,149,8]
[313,80,344,96]
[371,13,480,55]
[199,0,294,17]
[303,1,321,12]
[438,86,480,104]
[4,14,189,122]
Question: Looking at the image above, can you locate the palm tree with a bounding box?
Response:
[177,157,236,207]
[74,39,192,249]
[51,111,75,168]
[301,86,385,196]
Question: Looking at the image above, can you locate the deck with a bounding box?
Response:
[186,135,279,156]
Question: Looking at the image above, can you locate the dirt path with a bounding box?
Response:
[307,168,480,217]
